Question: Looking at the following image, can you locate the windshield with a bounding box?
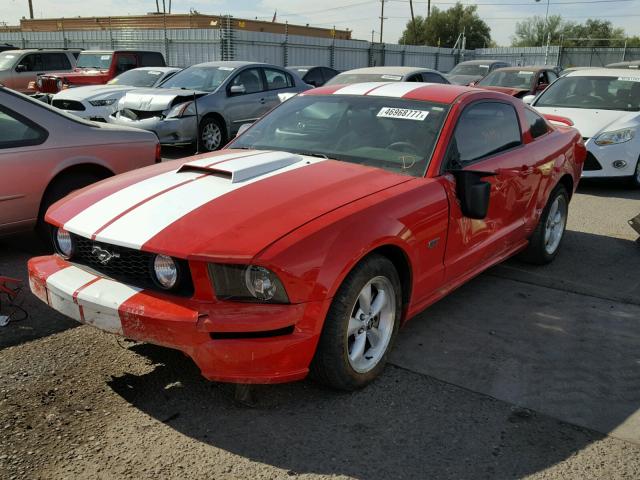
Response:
[448,64,490,76]
[535,75,640,111]
[228,95,450,177]
[478,70,534,89]
[159,66,234,92]
[108,69,167,87]
[0,52,19,70]
[326,73,405,85]
[76,53,112,69]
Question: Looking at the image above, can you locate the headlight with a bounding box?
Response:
[594,128,635,146]
[166,101,196,118]
[209,264,289,303]
[152,254,178,289]
[88,98,117,107]
[56,79,64,90]
[54,228,74,259]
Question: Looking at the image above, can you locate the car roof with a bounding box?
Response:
[456,59,503,65]
[306,82,478,104]
[190,61,270,68]
[491,66,555,72]
[606,60,640,67]
[565,67,640,78]
[1,49,76,54]
[338,66,441,75]
[131,66,181,72]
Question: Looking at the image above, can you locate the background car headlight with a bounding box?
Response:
[594,128,635,146]
[166,101,196,118]
[209,264,289,303]
[153,254,178,289]
[56,78,64,90]
[54,228,74,259]
[88,98,117,107]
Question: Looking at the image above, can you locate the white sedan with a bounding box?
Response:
[527,68,640,187]
[50,67,181,122]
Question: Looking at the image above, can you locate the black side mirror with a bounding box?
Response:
[449,169,495,219]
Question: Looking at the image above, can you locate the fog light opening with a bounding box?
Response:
[612,160,627,169]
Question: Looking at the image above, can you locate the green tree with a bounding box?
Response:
[399,2,492,49]
[511,15,564,46]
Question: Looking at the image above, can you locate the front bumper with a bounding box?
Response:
[108,113,197,145]
[582,139,639,179]
[29,255,329,384]
[60,104,114,122]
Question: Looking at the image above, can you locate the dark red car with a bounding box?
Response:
[474,66,559,98]
[35,50,165,94]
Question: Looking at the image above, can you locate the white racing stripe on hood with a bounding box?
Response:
[63,151,248,238]
[94,153,325,250]
[366,83,430,97]
[333,82,392,95]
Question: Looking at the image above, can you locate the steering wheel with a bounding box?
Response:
[386,141,418,153]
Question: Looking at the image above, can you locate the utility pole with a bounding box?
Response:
[427,0,431,18]
[371,30,375,43]
[28,0,34,19]
[409,0,416,43]
[379,0,386,44]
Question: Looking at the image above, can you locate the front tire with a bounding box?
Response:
[629,157,640,189]
[199,116,225,152]
[310,254,402,391]
[520,184,569,265]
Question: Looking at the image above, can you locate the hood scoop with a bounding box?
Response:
[178,151,303,183]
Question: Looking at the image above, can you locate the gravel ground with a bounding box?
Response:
[1,172,639,479]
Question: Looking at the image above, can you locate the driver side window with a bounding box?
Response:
[448,102,522,166]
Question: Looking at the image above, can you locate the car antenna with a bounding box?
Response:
[193,90,200,155]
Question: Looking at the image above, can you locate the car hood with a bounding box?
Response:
[118,88,209,111]
[53,84,134,101]
[445,74,481,85]
[476,85,529,97]
[48,149,414,260]
[532,106,639,138]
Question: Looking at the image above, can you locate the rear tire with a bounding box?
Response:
[310,254,402,391]
[37,172,105,242]
[519,184,569,265]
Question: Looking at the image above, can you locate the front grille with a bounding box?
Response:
[70,234,194,296]
[39,77,60,93]
[584,152,603,171]
[120,108,163,120]
[52,99,85,111]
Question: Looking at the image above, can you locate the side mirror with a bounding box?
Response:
[15,64,27,73]
[229,84,246,95]
[236,123,252,137]
[522,94,536,105]
[536,83,549,92]
[449,169,495,219]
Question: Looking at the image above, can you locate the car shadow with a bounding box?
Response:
[0,233,78,350]
[161,144,197,161]
[108,342,607,480]
[577,179,640,201]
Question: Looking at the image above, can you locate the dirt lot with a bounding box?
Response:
[1,169,639,479]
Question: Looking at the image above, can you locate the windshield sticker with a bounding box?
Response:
[3,54,15,58]
[148,70,162,75]
[100,55,111,60]
[219,66,234,71]
[377,107,429,121]
[629,65,639,69]
[518,71,534,75]
[380,74,402,80]
[480,65,489,68]
[618,76,640,82]
[297,68,309,72]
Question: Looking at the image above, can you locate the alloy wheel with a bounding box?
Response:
[201,122,222,151]
[543,195,567,255]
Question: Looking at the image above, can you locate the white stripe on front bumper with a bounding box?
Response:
[75,278,140,334]
[45,266,97,321]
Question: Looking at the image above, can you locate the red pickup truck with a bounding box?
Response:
[35,50,166,94]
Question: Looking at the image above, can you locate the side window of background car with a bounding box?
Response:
[525,108,549,139]
[18,54,43,72]
[449,102,522,166]
[407,74,422,82]
[43,53,71,71]
[264,68,294,90]
[231,68,265,94]
[116,55,137,74]
[547,70,558,82]
[0,107,47,149]
[422,72,447,84]
[139,52,166,67]
[321,68,338,83]
[303,68,323,87]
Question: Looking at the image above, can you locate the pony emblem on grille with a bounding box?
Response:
[91,246,120,265]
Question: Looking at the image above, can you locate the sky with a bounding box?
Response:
[2,0,640,46]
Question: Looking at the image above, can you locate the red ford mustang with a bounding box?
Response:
[28,82,586,390]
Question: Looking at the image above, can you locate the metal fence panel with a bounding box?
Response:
[475,46,560,66]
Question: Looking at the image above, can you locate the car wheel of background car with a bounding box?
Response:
[199,117,225,152]
[310,254,401,391]
[519,184,569,265]
[629,157,640,189]
[37,171,106,242]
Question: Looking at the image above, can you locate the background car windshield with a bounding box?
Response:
[108,69,165,87]
[326,73,404,85]
[535,76,640,111]
[228,95,449,177]
[478,70,533,89]
[449,64,489,76]
[76,53,112,69]
[159,66,233,92]
[0,52,18,69]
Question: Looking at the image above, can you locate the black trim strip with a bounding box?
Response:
[210,325,295,340]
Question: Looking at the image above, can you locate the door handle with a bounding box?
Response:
[259,98,266,104]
